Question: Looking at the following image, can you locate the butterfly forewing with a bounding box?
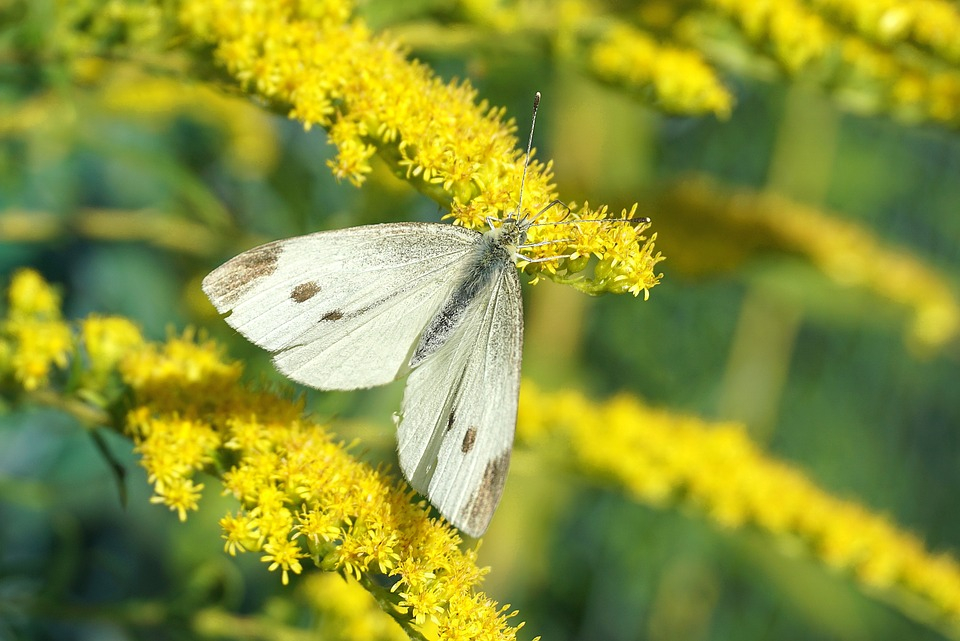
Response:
[396,264,523,537]
[202,223,479,390]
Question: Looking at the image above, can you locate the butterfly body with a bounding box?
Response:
[411,220,525,367]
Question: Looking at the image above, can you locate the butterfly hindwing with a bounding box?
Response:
[396,264,523,536]
[202,223,479,390]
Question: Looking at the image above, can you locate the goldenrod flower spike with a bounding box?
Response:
[588,24,734,118]
[518,381,960,638]
[706,0,832,72]
[808,0,960,65]
[656,177,960,352]
[699,0,960,125]
[1,271,534,640]
[178,0,662,297]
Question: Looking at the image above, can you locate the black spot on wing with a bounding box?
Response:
[445,411,456,433]
[291,281,321,303]
[321,310,344,321]
[461,427,477,453]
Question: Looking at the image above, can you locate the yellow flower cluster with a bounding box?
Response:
[180,0,545,201]
[522,205,664,297]
[703,0,960,124]
[657,177,960,352]
[518,381,960,634]
[810,0,960,65]
[840,37,960,124]
[411,0,732,118]
[177,0,661,297]
[589,23,733,118]
[52,0,167,58]
[0,270,533,639]
[705,0,832,72]
[121,336,532,636]
[81,316,143,371]
[0,269,73,391]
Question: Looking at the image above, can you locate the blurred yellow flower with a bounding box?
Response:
[518,381,960,632]
[656,177,960,352]
[299,573,409,641]
[81,315,144,381]
[8,268,62,316]
[2,269,72,390]
[589,23,733,118]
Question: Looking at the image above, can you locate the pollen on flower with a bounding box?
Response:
[251,491,296,543]
[262,536,306,585]
[358,524,402,575]
[222,460,268,504]
[220,512,258,555]
[131,414,221,485]
[517,204,664,296]
[327,119,377,187]
[295,508,342,546]
[438,592,528,641]
[398,584,446,626]
[222,414,273,453]
[150,476,205,521]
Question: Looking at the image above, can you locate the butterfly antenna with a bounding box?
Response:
[516,91,540,224]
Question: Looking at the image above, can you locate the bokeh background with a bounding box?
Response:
[2,0,960,639]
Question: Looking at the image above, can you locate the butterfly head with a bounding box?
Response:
[501,216,529,245]
[484,216,529,261]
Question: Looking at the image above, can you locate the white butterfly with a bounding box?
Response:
[203,217,530,536]
[204,94,550,537]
